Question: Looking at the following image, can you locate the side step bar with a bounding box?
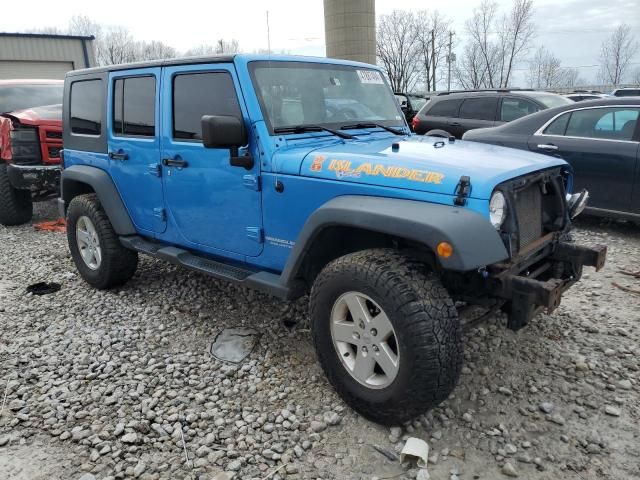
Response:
[120,236,302,300]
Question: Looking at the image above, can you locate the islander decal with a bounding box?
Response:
[327,159,445,184]
[310,155,326,172]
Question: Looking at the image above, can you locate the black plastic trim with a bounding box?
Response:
[280,195,509,286]
[60,165,135,235]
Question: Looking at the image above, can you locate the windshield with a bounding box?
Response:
[0,84,64,113]
[524,91,573,109]
[408,95,428,110]
[249,61,404,132]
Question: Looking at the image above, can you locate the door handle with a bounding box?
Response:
[537,144,558,151]
[162,157,188,168]
[449,122,462,127]
[108,151,129,160]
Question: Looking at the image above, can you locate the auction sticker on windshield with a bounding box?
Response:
[357,70,384,84]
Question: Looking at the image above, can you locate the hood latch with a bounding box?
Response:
[454,176,471,206]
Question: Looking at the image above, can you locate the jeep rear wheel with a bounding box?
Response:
[0,162,33,226]
[67,193,138,289]
[310,249,462,425]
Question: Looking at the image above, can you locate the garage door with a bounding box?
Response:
[0,61,74,80]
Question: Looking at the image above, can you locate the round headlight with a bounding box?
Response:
[489,191,507,228]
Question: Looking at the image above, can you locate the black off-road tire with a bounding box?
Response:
[67,193,138,289]
[310,248,463,425]
[0,162,33,226]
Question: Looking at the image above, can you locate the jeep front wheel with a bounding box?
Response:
[0,162,33,226]
[310,249,462,425]
[67,193,138,289]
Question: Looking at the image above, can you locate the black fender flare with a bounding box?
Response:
[60,165,136,235]
[280,195,509,286]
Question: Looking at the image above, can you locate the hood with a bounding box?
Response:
[286,134,566,199]
[4,104,62,127]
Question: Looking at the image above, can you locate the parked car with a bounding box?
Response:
[59,55,605,425]
[611,87,640,97]
[0,79,64,225]
[394,92,428,127]
[565,93,611,102]
[463,98,640,220]
[412,89,573,138]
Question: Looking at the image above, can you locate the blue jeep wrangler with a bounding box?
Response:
[59,55,605,425]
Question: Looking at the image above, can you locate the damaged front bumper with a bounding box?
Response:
[7,163,61,197]
[487,235,607,330]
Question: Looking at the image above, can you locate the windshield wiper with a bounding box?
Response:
[340,122,405,135]
[273,124,354,139]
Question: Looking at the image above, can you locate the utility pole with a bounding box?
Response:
[266,10,271,55]
[447,31,455,91]
[431,30,436,91]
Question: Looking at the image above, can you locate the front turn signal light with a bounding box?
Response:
[437,242,453,258]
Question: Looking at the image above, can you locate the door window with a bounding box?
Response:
[70,79,102,135]
[113,76,155,137]
[459,97,498,120]
[565,108,639,141]
[426,99,462,117]
[173,72,242,141]
[500,98,539,122]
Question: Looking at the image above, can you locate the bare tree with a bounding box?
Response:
[457,0,535,88]
[599,24,639,86]
[68,15,102,38]
[377,10,421,92]
[136,41,176,61]
[527,46,563,88]
[184,39,241,57]
[455,42,492,89]
[633,68,640,85]
[413,10,452,91]
[562,68,583,88]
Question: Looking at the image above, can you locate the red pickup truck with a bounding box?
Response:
[0,79,63,225]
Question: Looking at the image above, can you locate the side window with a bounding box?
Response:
[501,98,540,122]
[566,108,639,140]
[543,113,570,135]
[459,97,498,120]
[173,72,241,141]
[70,79,102,135]
[426,99,462,117]
[113,76,156,137]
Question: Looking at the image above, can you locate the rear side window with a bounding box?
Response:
[614,89,640,97]
[70,79,102,135]
[113,76,156,137]
[564,108,639,141]
[543,112,570,135]
[501,98,540,122]
[459,97,498,120]
[425,99,462,117]
[173,72,241,141]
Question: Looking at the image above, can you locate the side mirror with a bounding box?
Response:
[201,115,253,169]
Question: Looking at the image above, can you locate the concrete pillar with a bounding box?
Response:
[324,0,376,65]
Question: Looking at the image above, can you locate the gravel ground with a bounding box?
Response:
[1,200,639,480]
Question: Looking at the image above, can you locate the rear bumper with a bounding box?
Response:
[489,240,607,330]
[7,163,61,191]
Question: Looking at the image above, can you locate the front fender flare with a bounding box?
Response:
[281,195,509,285]
[60,165,136,235]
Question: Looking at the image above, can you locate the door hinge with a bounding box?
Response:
[242,174,261,191]
[454,175,471,206]
[246,227,263,243]
[153,208,166,222]
[148,163,162,177]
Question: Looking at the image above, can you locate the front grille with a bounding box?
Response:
[514,182,543,249]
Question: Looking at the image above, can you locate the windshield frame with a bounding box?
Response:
[248,60,407,135]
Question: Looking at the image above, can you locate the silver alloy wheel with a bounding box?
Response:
[76,215,102,270]
[330,291,400,389]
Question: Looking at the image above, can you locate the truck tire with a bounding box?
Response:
[310,249,462,425]
[0,162,33,226]
[67,193,138,289]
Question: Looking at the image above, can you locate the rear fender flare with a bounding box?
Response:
[60,165,135,235]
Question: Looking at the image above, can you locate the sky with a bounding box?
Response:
[1,0,639,87]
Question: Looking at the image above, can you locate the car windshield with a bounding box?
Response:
[408,95,428,110]
[0,84,64,113]
[250,61,404,132]
[524,92,573,109]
